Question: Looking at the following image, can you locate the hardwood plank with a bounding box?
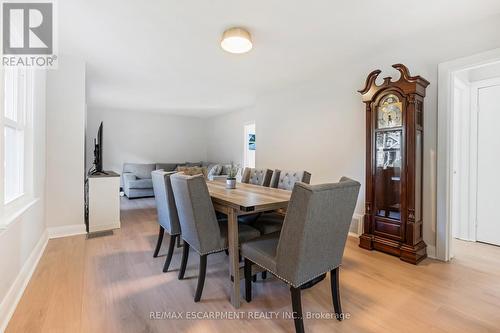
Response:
[7,236,86,333]
[6,197,500,333]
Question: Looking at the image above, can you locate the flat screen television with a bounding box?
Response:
[92,122,105,174]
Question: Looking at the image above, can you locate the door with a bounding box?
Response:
[476,84,500,246]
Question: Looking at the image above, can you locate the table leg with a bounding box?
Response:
[227,208,240,308]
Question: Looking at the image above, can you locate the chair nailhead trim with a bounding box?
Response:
[248,261,342,288]
[200,247,228,256]
[295,264,342,287]
[248,261,293,285]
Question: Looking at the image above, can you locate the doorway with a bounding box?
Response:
[243,122,256,168]
[451,74,500,249]
[437,49,500,261]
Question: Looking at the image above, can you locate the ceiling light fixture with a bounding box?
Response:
[220,27,252,54]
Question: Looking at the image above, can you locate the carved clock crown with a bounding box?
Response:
[358,64,430,102]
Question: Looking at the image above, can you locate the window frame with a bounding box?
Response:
[1,67,34,209]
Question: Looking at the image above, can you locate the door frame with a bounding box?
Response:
[437,48,500,261]
[450,76,474,243]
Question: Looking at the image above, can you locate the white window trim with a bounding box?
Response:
[0,67,36,227]
[3,68,27,205]
[3,121,26,205]
[0,68,5,209]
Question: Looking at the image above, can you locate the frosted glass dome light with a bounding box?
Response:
[221,28,252,54]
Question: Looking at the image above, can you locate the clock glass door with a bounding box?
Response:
[374,94,403,222]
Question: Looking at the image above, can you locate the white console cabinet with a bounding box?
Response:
[87,171,121,233]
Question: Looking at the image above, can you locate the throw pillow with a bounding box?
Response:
[176,166,208,178]
[208,164,222,177]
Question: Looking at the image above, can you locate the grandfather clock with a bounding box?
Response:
[358,64,429,264]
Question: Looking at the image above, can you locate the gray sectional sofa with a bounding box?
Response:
[122,162,230,198]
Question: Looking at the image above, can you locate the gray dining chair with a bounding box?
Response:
[241,167,273,187]
[242,177,360,333]
[270,169,312,191]
[151,170,182,273]
[170,173,261,302]
[254,169,312,235]
[237,167,273,227]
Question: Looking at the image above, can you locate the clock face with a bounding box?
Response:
[377,94,402,129]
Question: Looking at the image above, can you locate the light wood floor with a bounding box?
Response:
[6,198,500,333]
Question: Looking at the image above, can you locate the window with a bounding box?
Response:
[3,67,31,204]
[243,122,256,168]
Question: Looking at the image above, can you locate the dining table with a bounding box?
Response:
[206,180,292,308]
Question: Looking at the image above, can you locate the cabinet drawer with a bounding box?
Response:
[374,218,402,241]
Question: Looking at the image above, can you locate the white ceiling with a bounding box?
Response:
[59,0,500,117]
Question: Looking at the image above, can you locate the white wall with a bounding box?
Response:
[0,70,47,331]
[45,56,86,231]
[86,108,208,174]
[206,18,500,255]
[206,75,366,207]
[1,55,87,330]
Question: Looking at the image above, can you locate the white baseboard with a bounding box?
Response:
[348,213,364,237]
[48,224,86,239]
[427,244,437,259]
[0,230,48,332]
[354,213,364,235]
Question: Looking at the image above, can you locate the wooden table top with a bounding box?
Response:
[206,181,291,212]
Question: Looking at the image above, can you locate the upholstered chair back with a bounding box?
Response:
[276,177,360,287]
[241,168,273,187]
[170,173,225,255]
[151,170,181,236]
[270,170,312,190]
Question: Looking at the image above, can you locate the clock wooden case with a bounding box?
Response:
[358,64,429,264]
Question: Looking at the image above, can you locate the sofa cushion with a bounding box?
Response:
[128,178,153,189]
[123,163,155,179]
[155,163,179,172]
